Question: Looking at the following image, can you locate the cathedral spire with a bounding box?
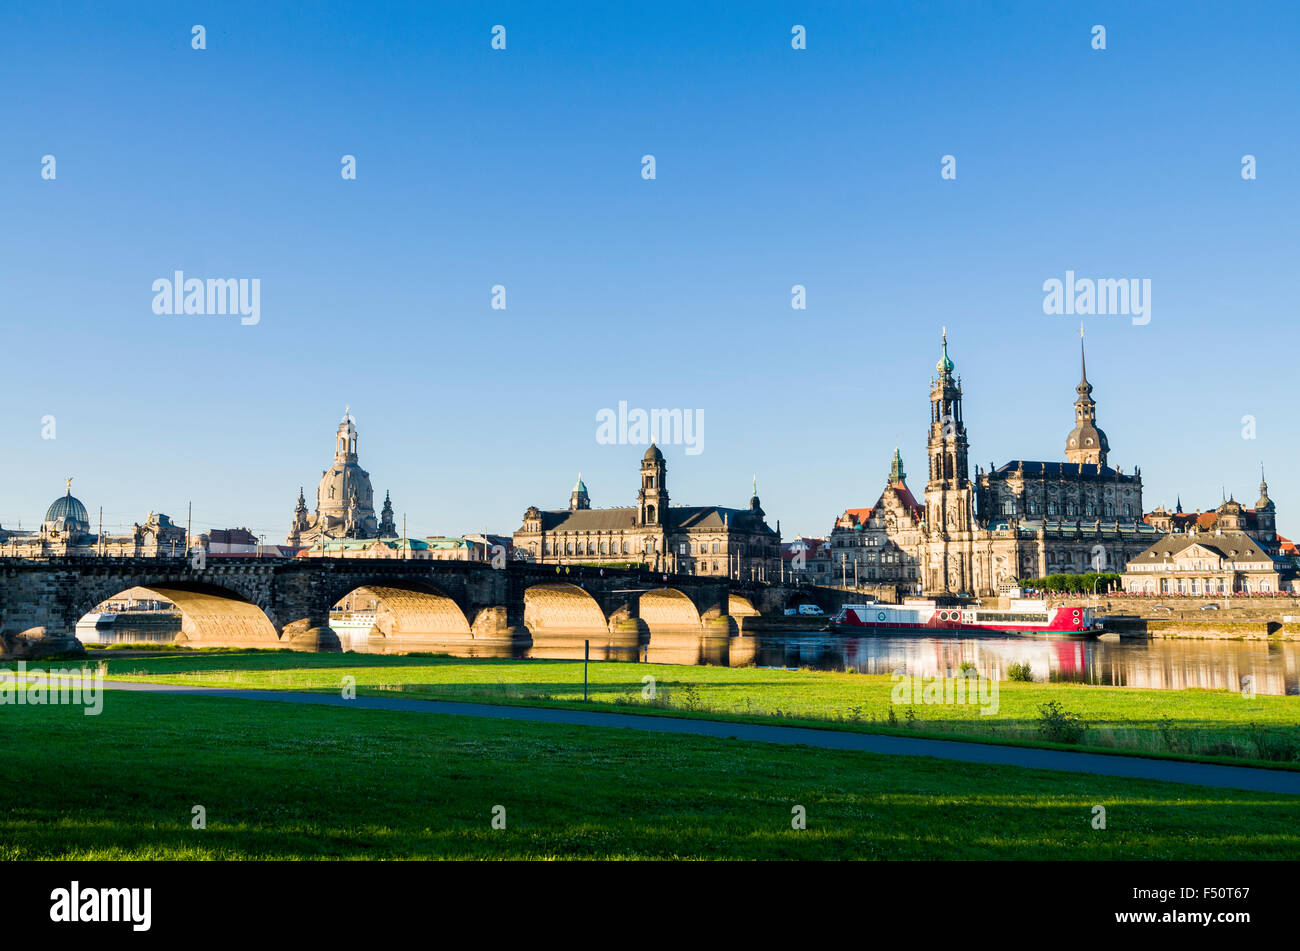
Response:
[936,326,955,378]
[1065,328,1108,466]
[1079,323,1089,388]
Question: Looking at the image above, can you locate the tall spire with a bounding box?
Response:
[1065,326,1107,466]
[889,447,906,485]
[936,326,954,377]
[1076,324,1092,398]
[1079,323,1088,385]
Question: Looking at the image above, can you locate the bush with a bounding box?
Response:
[1247,723,1299,762]
[1006,661,1033,682]
[1157,715,1188,753]
[1036,700,1088,744]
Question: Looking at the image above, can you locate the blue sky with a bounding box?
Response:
[2,1,1297,542]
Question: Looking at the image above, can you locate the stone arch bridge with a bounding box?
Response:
[0,557,856,657]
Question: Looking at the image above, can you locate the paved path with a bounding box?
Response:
[101,680,1300,795]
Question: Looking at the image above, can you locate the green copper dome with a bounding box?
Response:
[936,329,954,375]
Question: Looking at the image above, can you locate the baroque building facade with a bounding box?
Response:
[512,445,781,579]
[287,409,397,545]
[833,331,1160,598]
[1122,529,1284,595]
[920,331,1158,596]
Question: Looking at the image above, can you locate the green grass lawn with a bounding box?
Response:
[3,689,1297,860]
[32,650,1300,768]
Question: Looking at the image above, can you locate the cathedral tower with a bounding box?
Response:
[924,329,976,594]
[1064,328,1110,466]
[637,445,668,526]
[926,330,973,528]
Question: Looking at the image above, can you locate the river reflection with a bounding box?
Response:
[80,621,1300,696]
[742,631,1300,696]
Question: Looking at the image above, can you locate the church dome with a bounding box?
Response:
[45,487,90,534]
[1066,422,1109,454]
[643,444,664,462]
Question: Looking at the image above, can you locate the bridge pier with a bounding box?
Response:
[278,616,341,652]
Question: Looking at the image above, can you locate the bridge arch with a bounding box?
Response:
[71,582,280,649]
[522,583,609,635]
[783,590,820,611]
[639,588,702,632]
[321,580,473,652]
[728,594,760,617]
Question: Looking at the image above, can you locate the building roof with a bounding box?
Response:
[838,507,874,526]
[989,460,1138,482]
[837,480,923,529]
[534,504,774,534]
[782,538,831,562]
[1130,530,1271,566]
[886,481,924,520]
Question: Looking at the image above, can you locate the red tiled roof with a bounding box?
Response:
[838,507,874,525]
[886,481,924,520]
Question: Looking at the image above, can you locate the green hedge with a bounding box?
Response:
[1017,572,1123,594]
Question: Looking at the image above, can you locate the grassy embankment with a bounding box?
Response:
[32,650,1300,769]
[2,689,1297,860]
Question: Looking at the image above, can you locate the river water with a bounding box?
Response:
[79,621,1300,696]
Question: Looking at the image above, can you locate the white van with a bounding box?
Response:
[797,604,825,617]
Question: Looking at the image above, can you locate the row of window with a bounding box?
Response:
[1001,500,1135,517]
[1129,578,1273,594]
[542,538,772,557]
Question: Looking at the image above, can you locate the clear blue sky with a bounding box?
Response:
[2,1,1296,542]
